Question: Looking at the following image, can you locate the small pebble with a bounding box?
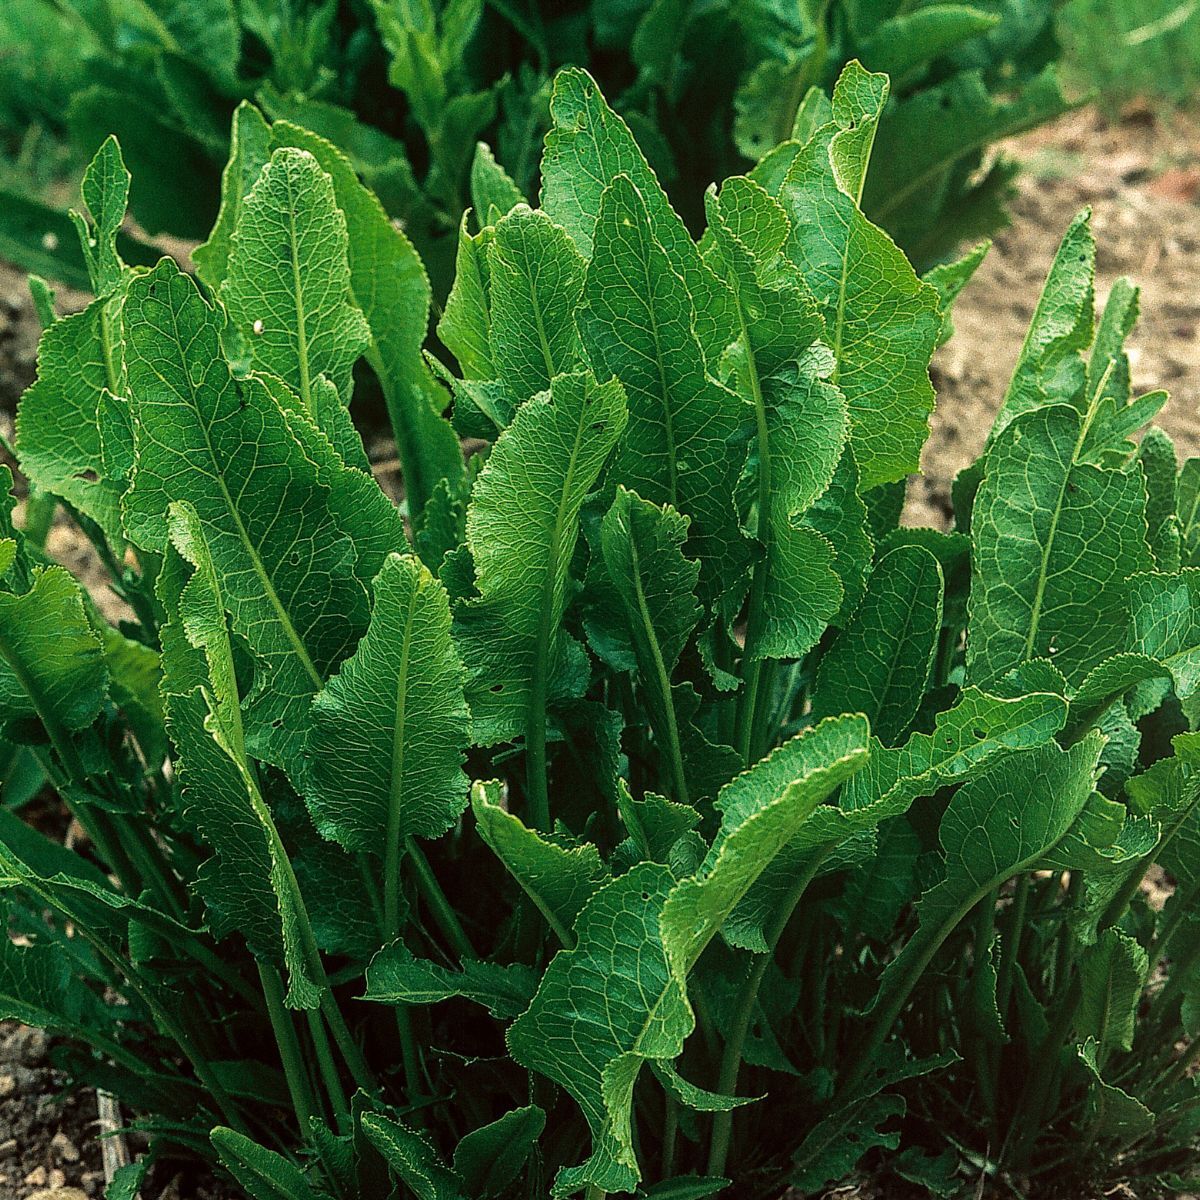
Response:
[27,1190,89,1200]
[50,1133,80,1164]
[24,1165,48,1186]
[0,1073,14,1098]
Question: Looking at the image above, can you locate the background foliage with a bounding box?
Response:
[0,54,1199,1199]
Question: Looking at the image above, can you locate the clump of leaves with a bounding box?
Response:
[0,0,1069,295]
[3,61,1199,1200]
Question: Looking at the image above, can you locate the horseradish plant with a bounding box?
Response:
[3,62,1200,1200]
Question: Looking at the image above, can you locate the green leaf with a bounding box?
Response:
[637,1177,730,1200]
[617,781,701,864]
[588,487,700,799]
[1137,427,1182,571]
[16,298,127,549]
[1076,927,1147,1058]
[194,102,272,291]
[863,65,1072,260]
[924,239,989,346]
[121,259,405,774]
[471,780,608,944]
[221,147,370,414]
[1130,570,1200,720]
[810,544,944,745]
[791,1093,904,1193]
[863,737,1103,1040]
[470,141,524,222]
[735,687,1069,953]
[581,173,744,603]
[843,685,1069,818]
[304,553,468,853]
[507,862,685,1196]
[488,205,585,402]
[361,1112,467,1200]
[705,177,848,652]
[439,215,495,385]
[967,403,1152,688]
[1179,457,1200,567]
[363,941,536,1019]
[541,68,732,356]
[0,565,107,735]
[158,502,320,1008]
[666,713,873,959]
[269,120,465,524]
[990,209,1094,440]
[211,1127,325,1200]
[452,1106,545,1197]
[779,64,941,488]
[651,1061,758,1112]
[860,7,1000,83]
[1076,1039,1155,1147]
[0,899,112,1036]
[509,728,872,1192]
[70,136,130,297]
[456,371,627,744]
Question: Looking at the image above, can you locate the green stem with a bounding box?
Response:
[626,531,690,806]
[970,893,999,1127]
[307,1008,351,1131]
[707,853,827,1176]
[407,838,474,960]
[662,1094,679,1179]
[996,874,1031,1020]
[1004,973,1081,1169]
[258,964,317,1135]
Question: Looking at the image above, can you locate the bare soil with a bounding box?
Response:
[909,100,1200,527]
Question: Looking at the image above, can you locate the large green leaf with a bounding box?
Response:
[221,147,370,412]
[811,544,943,744]
[705,176,848,654]
[194,102,272,291]
[471,780,607,943]
[0,566,107,736]
[364,941,536,1019]
[16,298,126,549]
[121,259,405,774]
[303,552,469,853]
[541,68,732,356]
[587,486,701,801]
[989,209,1094,440]
[70,136,130,298]
[158,502,320,1007]
[860,737,1103,1063]
[580,173,744,602]
[510,715,869,1195]
[1076,927,1146,1059]
[1130,570,1200,720]
[967,402,1152,688]
[456,371,627,744]
[488,205,585,403]
[211,1127,325,1200]
[779,63,941,488]
[269,120,466,524]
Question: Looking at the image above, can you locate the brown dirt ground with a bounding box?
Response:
[0,98,1197,1200]
[909,100,1200,528]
